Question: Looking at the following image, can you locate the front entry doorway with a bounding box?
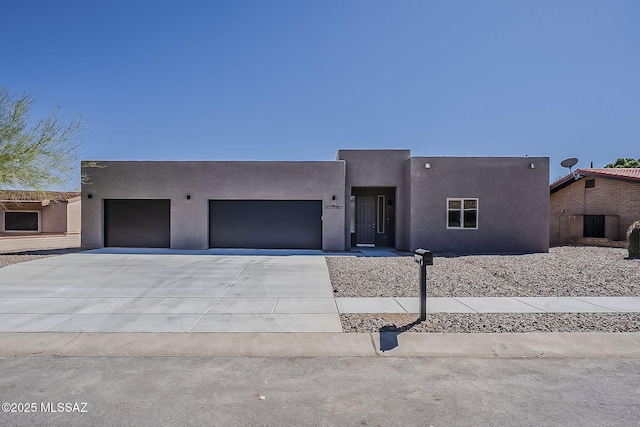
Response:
[351,187,396,248]
[356,196,375,245]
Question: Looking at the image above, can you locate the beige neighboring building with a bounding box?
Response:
[0,190,81,253]
[550,168,640,247]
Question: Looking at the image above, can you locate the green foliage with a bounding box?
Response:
[628,221,640,259]
[0,86,85,190]
[604,158,640,168]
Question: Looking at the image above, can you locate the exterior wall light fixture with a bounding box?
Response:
[424,163,431,169]
[529,163,535,169]
[87,194,93,199]
[186,194,191,200]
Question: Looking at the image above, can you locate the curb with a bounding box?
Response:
[1,332,640,358]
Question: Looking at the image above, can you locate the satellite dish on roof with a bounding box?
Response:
[560,157,581,180]
[560,158,578,168]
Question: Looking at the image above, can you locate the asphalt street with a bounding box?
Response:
[1,356,638,426]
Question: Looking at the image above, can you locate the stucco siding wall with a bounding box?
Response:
[81,161,346,250]
[1,207,16,235]
[337,150,411,250]
[66,200,82,234]
[40,203,67,233]
[400,157,412,251]
[0,234,81,254]
[550,178,640,244]
[409,157,550,253]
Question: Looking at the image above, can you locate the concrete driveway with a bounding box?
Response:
[0,250,342,333]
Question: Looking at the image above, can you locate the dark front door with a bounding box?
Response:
[356,196,375,245]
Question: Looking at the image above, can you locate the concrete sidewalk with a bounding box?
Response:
[336,296,640,313]
[1,332,640,358]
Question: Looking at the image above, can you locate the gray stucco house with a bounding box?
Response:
[81,149,549,253]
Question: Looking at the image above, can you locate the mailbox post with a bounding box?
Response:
[414,248,433,321]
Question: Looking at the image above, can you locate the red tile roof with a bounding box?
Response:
[579,167,640,179]
[550,168,640,191]
[0,190,81,203]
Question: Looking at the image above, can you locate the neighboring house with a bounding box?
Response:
[81,150,550,254]
[0,190,81,253]
[549,168,640,247]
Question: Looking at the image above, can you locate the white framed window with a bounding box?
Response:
[447,198,478,229]
[377,195,385,234]
[3,210,41,232]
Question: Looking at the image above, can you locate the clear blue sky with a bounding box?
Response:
[3,0,639,188]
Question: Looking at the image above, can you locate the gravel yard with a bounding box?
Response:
[341,313,640,333]
[327,246,640,298]
[0,248,83,268]
[328,246,640,333]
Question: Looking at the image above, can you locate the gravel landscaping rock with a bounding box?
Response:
[341,313,640,333]
[0,248,83,268]
[328,246,640,333]
[327,246,640,298]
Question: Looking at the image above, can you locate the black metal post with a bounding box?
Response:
[414,248,432,322]
[419,261,427,321]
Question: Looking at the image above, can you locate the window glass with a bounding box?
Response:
[448,210,461,228]
[377,195,385,233]
[349,196,356,233]
[5,212,39,231]
[447,198,478,229]
[464,199,477,209]
[463,210,477,228]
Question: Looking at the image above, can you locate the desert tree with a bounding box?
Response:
[0,86,85,191]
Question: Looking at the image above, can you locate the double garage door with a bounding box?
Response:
[209,200,322,249]
[104,199,322,249]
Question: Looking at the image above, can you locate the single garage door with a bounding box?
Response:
[209,200,322,249]
[104,199,171,248]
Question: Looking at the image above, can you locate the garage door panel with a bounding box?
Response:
[104,199,170,248]
[209,200,321,249]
